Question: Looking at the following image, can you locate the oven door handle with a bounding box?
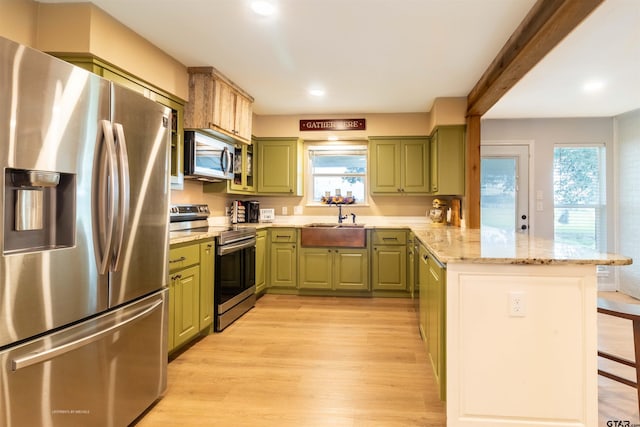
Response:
[217,237,256,256]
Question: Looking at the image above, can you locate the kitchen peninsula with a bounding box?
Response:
[413,225,631,427]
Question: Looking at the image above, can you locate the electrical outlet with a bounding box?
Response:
[293,206,303,215]
[281,206,288,215]
[509,291,526,317]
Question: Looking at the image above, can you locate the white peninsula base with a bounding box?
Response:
[445,263,597,427]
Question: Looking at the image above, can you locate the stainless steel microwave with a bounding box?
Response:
[184,130,234,181]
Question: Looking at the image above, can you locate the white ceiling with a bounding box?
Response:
[40,0,640,118]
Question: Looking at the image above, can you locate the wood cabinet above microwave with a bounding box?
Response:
[184,66,254,144]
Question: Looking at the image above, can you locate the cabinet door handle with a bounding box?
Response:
[170,256,186,263]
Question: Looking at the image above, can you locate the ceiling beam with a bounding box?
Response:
[466,0,604,116]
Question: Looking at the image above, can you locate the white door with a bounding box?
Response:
[480,145,530,233]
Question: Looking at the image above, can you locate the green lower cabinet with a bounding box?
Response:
[418,243,446,401]
[334,249,369,291]
[299,248,333,290]
[255,230,267,294]
[372,245,407,291]
[418,245,429,341]
[427,254,446,400]
[168,273,175,352]
[269,242,297,288]
[170,265,201,350]
[298,248,369,291]
[199,240,215,331]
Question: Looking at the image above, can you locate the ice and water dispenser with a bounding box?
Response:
[4,168,75,254]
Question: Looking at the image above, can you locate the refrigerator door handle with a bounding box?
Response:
[10,298,163,372]
[112,123,130,272]
[96,119,118,275]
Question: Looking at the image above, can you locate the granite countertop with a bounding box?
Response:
[169,227,228,245]
[169,217,632,266]
[412,226,632,266]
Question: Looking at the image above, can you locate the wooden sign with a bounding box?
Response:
[299,118,366,131]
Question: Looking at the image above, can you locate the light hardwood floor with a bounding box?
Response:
[135,295,445,426]
[134,293,638,426]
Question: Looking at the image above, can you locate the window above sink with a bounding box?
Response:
[307,144,367,205]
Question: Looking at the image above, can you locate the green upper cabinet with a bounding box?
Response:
[256,137,303,195]
[369,139,401,193]
[55,55,185,190]
[369,137,429,194]
[430,125,465,195]
[230,142,256,193]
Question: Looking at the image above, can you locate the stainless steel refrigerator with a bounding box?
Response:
[0,36,170,426]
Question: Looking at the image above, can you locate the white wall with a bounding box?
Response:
[481,118,614,243]
[616,109,640,298]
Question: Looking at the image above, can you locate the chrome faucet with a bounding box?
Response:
[351,213,357,224]
[337,204,347,223]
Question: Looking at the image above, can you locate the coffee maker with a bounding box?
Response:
[246,201,260,223]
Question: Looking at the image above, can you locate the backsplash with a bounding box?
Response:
[171,180,458,220]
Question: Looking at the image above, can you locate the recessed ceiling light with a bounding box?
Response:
[583,79,605,93]
[309,88,325,97]
[251,1,276,16]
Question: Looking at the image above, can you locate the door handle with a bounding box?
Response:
[95,120,118,276]
[112,123,130,272]
[11,298,163,371]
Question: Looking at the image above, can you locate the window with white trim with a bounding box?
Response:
[308,144,367,204]
[553,144,606,251]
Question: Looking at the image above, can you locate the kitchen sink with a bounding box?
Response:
[305,223,365,228]
[301,224,366,247]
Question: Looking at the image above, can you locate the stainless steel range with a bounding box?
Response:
[169,204,257,331]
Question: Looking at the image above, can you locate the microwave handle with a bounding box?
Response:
[221,146,232,175]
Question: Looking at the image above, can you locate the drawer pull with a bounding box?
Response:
[169,256,186,263]
[382,237,398,241]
